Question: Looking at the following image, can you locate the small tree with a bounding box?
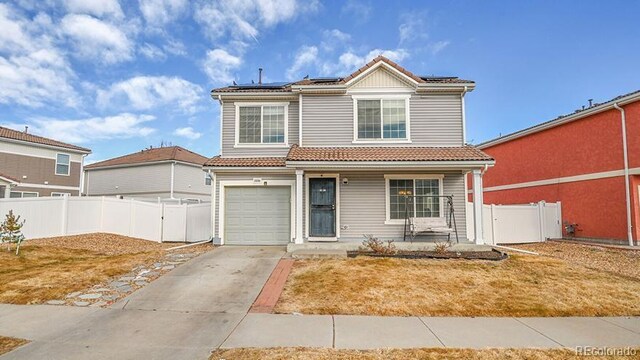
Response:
[0,210,26,255]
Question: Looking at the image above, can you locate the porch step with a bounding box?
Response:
[290,249,348,259]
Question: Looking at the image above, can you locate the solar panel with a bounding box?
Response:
[232,82,290,89]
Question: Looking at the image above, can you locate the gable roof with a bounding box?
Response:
[478,89,640,149]
[0,126,91,153]
[85,146,209,169]
[212,56,474,94]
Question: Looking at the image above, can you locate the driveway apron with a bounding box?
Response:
[1,246,285,360]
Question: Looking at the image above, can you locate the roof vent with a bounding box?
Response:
[258,68,263,85]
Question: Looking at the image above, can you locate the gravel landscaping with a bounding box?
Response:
[512,241,640,280]
[0,233,211,305]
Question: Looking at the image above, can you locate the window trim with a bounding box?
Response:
[51,192,70,197]
[55,153,71,176]
[10,191,39,198]
[352,94,411,144]
[384,174,444,225]
[234,102,289,148]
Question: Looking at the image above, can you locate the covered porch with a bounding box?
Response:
[0,174,19,199]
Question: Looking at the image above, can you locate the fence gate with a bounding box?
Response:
[162,204,188,242]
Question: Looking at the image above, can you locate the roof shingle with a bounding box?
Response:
[204,156,286,167]
[0,126,91,153]
[86,146,208,169]
[286,145,493,162]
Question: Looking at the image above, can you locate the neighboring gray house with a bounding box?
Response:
[85,146,210,201]
[0,126,91,198]
[204,56,494,246]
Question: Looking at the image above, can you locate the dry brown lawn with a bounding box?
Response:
[0,233,210,304]
[210,347,635,360]
[274,255,640,317]
[512,241,640,280]
[0,336,28,356]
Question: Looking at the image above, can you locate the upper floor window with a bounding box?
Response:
[235,102,288,147]
[354,95,410,142]
[56,153,70,176]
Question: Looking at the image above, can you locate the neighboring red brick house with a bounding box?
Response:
[470,90,640,245]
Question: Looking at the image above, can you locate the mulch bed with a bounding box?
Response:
[347,249,507,260]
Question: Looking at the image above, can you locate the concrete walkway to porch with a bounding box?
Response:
[221,313,640,350]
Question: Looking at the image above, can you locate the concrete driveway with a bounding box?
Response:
[0,246,285,360]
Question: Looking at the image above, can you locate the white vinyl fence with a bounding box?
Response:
[0,196,211,243]
[466,201,562,244]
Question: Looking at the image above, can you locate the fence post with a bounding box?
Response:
[556,201,562,238]
[159,203,164,243]
[61,196,69,236]
[489,204,497,245]
[130,198,135,238]
[538,201,546,241]
[100,196,105,232]
[183,203,188,243]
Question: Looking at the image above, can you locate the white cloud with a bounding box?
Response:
[97,76,203,113]
[0,49,78,108]
[63,0,124,19]
[399,13,428,44]
[286,45,318,80]
[202,49,242,85]
[139,0,189,27]
[429,40,450,55]
[0,4,78,108]
[173,126,201,140]
[341,0,372,23]
[164,39,186,56]
[3,113,156,144]
[60,14,134,64]
[194,0,316,42]
[139,43,166,60]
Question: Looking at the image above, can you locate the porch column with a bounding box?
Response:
[295,169,304,244]
[472,169,485,245]
[3,184,10,199]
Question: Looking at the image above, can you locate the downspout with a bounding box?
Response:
[218,95,223,154]
[613,103,634,246]
[170,161,176,199]
[461,86,468,145]
[79,154,88,196]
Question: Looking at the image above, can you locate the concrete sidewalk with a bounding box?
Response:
[221,313,640,350]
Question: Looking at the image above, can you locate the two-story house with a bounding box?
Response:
[0,126,91,198]
[204,56,494,246]
[84,146,210,201]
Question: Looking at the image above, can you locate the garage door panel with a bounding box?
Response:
[225,186,291,245]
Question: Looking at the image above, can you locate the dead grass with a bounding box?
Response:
[512,241,640,280]
[274,255,640,317]
[0,336,28,356]
[0,233,211,304]
[210,347,635,360]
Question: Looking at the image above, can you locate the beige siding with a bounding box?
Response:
[1,140,85,162]
[85,163,171,196]
[307,171,467,242]
[221,101,299,157]
[301,94,463,147]
[172,163,209,197]
[350,67,414,89]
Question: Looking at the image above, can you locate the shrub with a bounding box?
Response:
[361,234,397,255]
[433,240,452,254]
[0,210,26,255]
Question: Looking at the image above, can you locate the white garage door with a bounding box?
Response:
[224,186,291,245]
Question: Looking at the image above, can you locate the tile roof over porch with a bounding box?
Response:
[204,145,493,167]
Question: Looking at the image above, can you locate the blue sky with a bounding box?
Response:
[1,0,639,162]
